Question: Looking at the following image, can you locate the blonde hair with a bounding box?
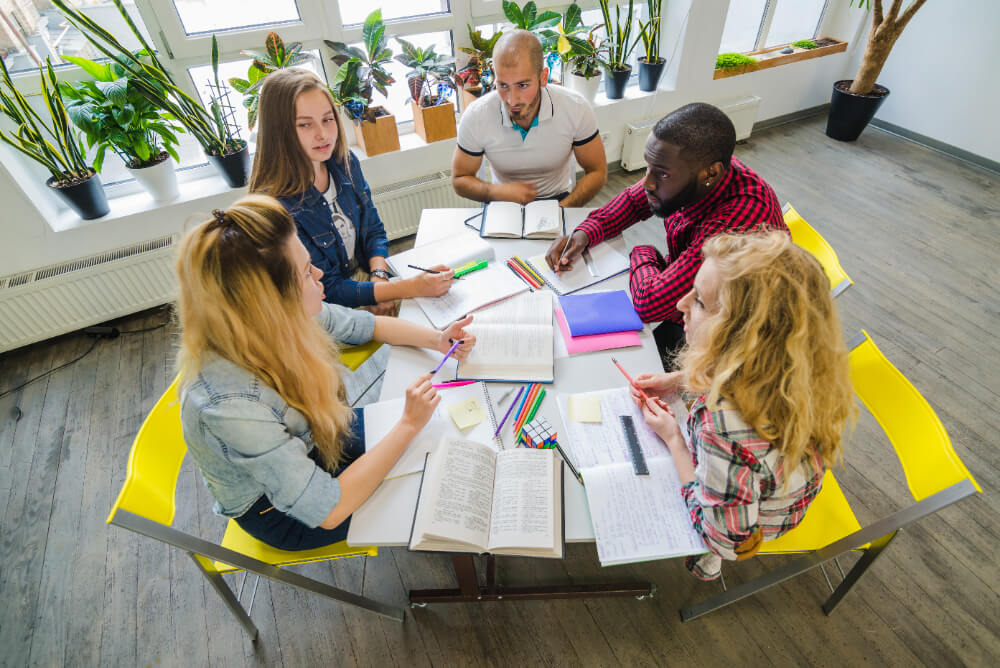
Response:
[176,194,354,468]
[679,232,856,468]
[249,68,349,198]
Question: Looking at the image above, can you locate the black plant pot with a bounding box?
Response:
[603,66,632,100]
[826,80,890,142]
[207,144,251,188]
[46,171,109,220]
[638,57,665,92]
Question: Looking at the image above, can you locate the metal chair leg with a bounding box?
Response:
[821,531,898,615]
[189,553,260,641]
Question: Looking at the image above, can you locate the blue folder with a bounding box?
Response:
[558,290,643,337]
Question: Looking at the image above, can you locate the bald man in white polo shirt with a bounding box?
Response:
[451,30,607,207]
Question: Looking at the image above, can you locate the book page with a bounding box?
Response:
[486,449,554,550]
[526,242,628,295]
[582,458,706,566]
[457,291,554,381]
[388,232,495,280]
[413,264,528,329]
[524,199,562,238]
[482,201,524,237]
[413,437,498,551]
[556,387,666,468]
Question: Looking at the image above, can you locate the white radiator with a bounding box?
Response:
[371,170,469,240]
[620,96,762,171]
[0,236,177,353]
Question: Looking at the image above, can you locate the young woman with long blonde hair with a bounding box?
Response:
[250,67,452,315]
[631,232,855,580]
[177,195,475,550]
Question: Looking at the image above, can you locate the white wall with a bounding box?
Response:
[851,0,1000,163]
[1,0,871,277]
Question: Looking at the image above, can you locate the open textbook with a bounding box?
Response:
[557,387,707,566]
[408,436,565,558]
[525,242,629,295]
[456,291,554,383]
[386,233,528,328]
[479,200,564,239]
[364,382,501,480]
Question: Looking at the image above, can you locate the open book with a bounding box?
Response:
[557,387,707,566]
[408,436,565,558]
[387,232,527,329]
[524,242,629,296]
[480,200,564,239]
[456,291,554,383]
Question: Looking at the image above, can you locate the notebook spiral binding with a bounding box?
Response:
[480,382,503,449]
[523,257,561,294]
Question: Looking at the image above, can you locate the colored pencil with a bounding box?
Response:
[506,259,540,289]
[508,258,542,288]
[611,356,649,401]
[512,255,545,286]
[552,439,584,485]
[431,339,462,375]
[493,386,524,438]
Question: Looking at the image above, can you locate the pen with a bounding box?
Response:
[407,264,462,280]
[611,356,649,401]
[556,236,572,273]
[432,380,476,389]
[496,387,515,406]
[431,339,462,375]
[552,439,584,486]
[493,386,524,438]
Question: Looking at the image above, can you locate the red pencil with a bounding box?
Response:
[507,259,542,288]
[611,356,649,402]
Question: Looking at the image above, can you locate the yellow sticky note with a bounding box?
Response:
[569,394,602,423]
[448,398,486,431]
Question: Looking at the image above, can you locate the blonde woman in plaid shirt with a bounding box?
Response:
[630,232,856,580]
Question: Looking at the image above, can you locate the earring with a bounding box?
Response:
[705,181,711,187]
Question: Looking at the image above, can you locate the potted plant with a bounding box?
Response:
[325,9,399,157]
[52,0,250,187]
[561,24,603,103]
[228,32,314,132]
[0,57,109,219]
[502,1,561,31]
[597,0,638,100]
[540,3,593,90]
[456,25,502,110]
[827,0,929,141]
[394,38,457,144]
[636,0,664,92]
[715,52,758,78]
[59,54,185,202]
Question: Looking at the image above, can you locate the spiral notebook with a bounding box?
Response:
[363,381,505,479]
[524,243,629,295]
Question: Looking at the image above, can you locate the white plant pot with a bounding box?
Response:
[127,157,180,203]
[566,72,602,104]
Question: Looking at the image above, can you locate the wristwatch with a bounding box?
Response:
[371,269,392,281]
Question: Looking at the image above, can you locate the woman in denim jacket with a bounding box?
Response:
[249,68,454,315]
[176,195,475,550]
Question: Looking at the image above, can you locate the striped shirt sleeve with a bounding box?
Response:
[575,180,652,246]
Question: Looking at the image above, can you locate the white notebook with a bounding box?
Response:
[556,387,707,566]
[456,291,554,383]
[387,233,528,328]
[480,200,564,239]
[525,242,629,296]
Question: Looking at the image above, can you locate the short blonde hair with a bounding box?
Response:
[679,232,856,467]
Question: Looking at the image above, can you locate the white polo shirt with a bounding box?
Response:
[456,85,600,199]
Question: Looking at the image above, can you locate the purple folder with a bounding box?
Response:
[558,290,643,337]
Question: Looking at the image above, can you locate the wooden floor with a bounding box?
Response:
[1,115,998,667]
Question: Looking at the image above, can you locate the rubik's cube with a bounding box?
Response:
[519,417,558,449]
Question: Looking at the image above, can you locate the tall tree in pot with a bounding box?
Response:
[827,0,929,141]
[597,0,638,100]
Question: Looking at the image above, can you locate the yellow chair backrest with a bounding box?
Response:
[849,331,981,501]
[107,378,185,527]
[783,203,853,296]
[341,340,383,372]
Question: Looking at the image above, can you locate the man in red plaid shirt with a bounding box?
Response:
[545,103,786,355]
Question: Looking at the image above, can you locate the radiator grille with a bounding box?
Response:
[371,170,469,240]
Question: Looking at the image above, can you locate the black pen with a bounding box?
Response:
[552,439,584,486]
[408,264,461,279]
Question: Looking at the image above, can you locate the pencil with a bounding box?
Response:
[507,259,541,289]
[611,356,649,401]
[512,255,545,286]
[431,339,462,375]
[493,386,524,438]
[552,439,584,485]
[407,264,461,280]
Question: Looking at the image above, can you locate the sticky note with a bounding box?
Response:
[569,394,602,423]
[448,398,486,430]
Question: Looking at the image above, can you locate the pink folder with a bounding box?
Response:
[555,308,641,354]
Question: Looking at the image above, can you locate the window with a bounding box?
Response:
[169,0,301,36]
[0,0,153,75]
[719,0,829,54]
[337,0,450,27]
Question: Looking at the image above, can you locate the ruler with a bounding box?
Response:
[618,415,649,476]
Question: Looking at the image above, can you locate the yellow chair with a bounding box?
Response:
[107,379,404,641]
[681,330,981,621]
[341,340,383,372]
[783,203,854,297]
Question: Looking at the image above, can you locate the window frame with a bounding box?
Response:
[729,0,832,54]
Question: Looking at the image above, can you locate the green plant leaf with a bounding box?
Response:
[96,78,129,107]
[362,9,383,54]
[93,143,106,172]
[503,1,523,26]
[565,3,582,31]
[62,55,112,81]
[265,32,284,67]
[228,77,251,93]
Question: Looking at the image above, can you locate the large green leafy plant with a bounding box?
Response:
[228,32,312,130]
[325,9,395,122]
[58,54,184,171]
[0,57,93,185]
[539,4,597,74]
[637,0,663,64]
[502,1,560,31]
[394,39,455,107]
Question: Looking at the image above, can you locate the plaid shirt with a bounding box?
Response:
[575,158,785,324]
[679,395,825,580]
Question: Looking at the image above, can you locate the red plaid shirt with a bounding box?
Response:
[575,158,786,323]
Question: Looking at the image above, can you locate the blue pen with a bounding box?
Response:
[431,339,462,375]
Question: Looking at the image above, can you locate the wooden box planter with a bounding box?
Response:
[714,37,848,80]
[412,100,457,143]
[353,106,400,157]
[460,87,484,112]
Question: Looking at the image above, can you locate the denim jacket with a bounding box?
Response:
[277,152,390,308]
[179,303,376,528]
